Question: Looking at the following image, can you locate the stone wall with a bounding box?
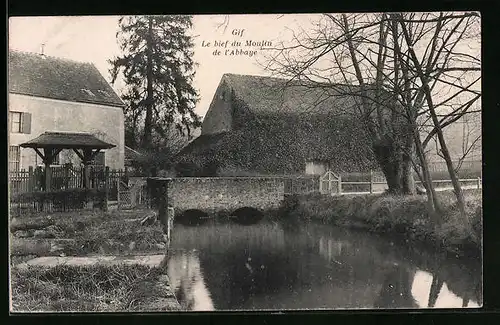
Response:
[166,177,285,213]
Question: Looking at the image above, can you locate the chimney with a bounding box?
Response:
[40,43,46,57]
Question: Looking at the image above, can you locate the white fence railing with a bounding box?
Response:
[337,177,482,195]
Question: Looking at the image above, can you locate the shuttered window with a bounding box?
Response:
[10,112,32,134]
[9,146,20,172]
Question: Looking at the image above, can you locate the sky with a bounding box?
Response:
[8,14,320,118]
[8,13,481,121]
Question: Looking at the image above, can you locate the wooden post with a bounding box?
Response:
[116,170,121,209]
[82,148,92,189]
[157,180,173,244]
[35,166,42,191]
[83,165,90,189]
[104,166,110,211]
[338,175,342,195]
[164,207,175,247]
[28,166,34,192]
[44,164,51,192]
[370,170,374,194]
[477,177,481,189]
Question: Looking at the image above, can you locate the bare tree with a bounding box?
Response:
[262,13,416,194]
[261,12,480,217]
[394,12,480,234]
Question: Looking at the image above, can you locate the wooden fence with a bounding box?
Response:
[284,175,319,195]
[9,166,128,196]
[9,167,482,216]
[8,166,138,216]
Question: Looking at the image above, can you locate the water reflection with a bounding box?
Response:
[411,271,480,308]
[160,222,481,311]
[165,250,214,311]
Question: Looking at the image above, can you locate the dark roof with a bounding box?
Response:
[175,73,383,175]
[20,132,116,149]
[9,50,124,108]
[219,73,374,116]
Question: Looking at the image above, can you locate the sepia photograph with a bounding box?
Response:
[8,12,482,312]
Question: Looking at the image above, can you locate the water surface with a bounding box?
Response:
[162,221,482,311]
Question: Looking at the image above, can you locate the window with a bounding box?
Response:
[9,146,20,172]
[10,112,22,133]
[97,89,110,97]
[10,111,31,134]
[81,88,96,97]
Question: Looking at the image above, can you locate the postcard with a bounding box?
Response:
[8,13,482,312]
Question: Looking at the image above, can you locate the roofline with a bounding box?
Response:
[125,146,143,155]
[9,91,126,109]
[221,72,381,90]
[9,50,126,108]
[88,62,127,107]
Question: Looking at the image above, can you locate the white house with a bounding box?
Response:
[8,50,125,171]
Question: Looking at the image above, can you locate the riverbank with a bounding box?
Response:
[10,209,182,312]
[280,189,482,258]
[11,264,181,312]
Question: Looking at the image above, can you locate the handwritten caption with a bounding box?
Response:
[201,29,273,58]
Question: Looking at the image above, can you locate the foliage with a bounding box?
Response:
[283,189,482,256]
[109,15,202,150]
[175,113,378,176]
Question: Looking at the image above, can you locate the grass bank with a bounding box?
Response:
[11,264,180,312]
[10,209,167,257]
[280,189,482,257]
[10,209,182,312]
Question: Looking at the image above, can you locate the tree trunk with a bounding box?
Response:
[399,16,474,237]
[142,17,154,150]
[373,136,417,195]
[413,125,442,218]
[373,139,402,194]
[401,134,416,194]
[428,274,443,307]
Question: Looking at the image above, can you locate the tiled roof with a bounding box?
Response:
[20,131,116,149]
[9,50,125,108]
[175,73,382,175]
[219,73,373,116]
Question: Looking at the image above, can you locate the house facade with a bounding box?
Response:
[8,50,125,171]
[175,73,379,176]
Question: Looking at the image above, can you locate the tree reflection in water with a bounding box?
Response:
[163,250,214,311]
[374,265,419,309]
[163,222,481,310]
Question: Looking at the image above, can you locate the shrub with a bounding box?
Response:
[10,189,106,212]
[283,189,482,255]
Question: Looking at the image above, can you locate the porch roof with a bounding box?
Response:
[20,131,116,150]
